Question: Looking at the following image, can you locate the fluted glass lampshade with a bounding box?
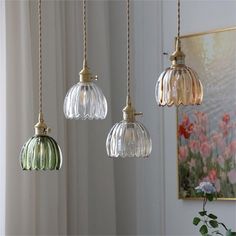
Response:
[155,41,203,106]
[20,135,62,170]
[64,81,107,120]
[106,120,152,158]
[106,103,152,158]
[20,113,62,170]
[64,65,107,120]
[156,65,203,106]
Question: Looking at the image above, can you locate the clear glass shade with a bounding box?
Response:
[155,65,203,106]
[106,120,152,158]
[20,135,62,170]
[64,82,107,120]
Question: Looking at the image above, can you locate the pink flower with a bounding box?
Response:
[195,111,208,125]
[216,139,226,154]
[223,146,231,160]
[188,140,200,153]
[200,142,211,158]
[188,159,196,171]
[214,179,221,193]
[211,132,223,145]
[208,169,217,182]
[227,170,236,184]
[199,134,208,143]
[216,155,225,168]
[179,146,188,162]
[218,115,232,137]
[192,124,202,136]
[220,172,227,181]
[219,120,226,130]
[229,140,236,155]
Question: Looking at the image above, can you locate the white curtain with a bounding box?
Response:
[4,0,116,235]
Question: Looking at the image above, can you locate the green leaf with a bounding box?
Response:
[193,217,201,226]
[199,211,207,216]
[209,220,218,228]
[199,225,208,235]
[208,213,217,219]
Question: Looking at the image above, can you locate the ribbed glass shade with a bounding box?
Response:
[155,65,203,106]
[106,120,152,158]
[20,135,62,170]
[64,81,107,120]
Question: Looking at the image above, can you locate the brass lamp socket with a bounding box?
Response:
[170,38,186,67]
[122,97,142,122]
[34,112,50,136]
[79,61,98,83]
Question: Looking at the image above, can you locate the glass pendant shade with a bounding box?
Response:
[106,120,152,158]
[64,63,107,120]
[64,81,107,120]
[155,64,203,106]
[155,41,203,106]
[20,113,62,170]
[106,100,152,158]
[20,135,62,170]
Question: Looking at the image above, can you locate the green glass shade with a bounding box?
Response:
[20,135,62,170]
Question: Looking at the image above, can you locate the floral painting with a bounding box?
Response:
[178,28,236,199]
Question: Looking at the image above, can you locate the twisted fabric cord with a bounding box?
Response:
[83,0,87,66]
[38,0,42,114]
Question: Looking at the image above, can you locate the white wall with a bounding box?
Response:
[162,1,236,236]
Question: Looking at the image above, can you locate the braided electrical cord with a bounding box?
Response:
[127,0,131,103]
[83,0,87,66]
[177,0,180,39]
[38,0,42,115]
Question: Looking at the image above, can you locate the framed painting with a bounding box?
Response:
[177,27,236,200]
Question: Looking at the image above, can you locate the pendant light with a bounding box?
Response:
[106,0,152,158]
[20,0,62,170]
[155,0,203,106]
[63,0,107,120]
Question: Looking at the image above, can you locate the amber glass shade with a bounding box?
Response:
[106,120,152,158]
[155,65,203,106]
[20,135,62,170]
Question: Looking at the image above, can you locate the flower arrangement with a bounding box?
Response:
[178,111,236,198]
[193,181,236,236]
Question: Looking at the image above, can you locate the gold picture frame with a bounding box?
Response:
[177,26,236,200]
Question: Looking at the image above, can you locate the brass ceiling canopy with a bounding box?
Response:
[155,0,203,106]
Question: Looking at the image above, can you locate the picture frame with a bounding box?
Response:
[177,27,236,200]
